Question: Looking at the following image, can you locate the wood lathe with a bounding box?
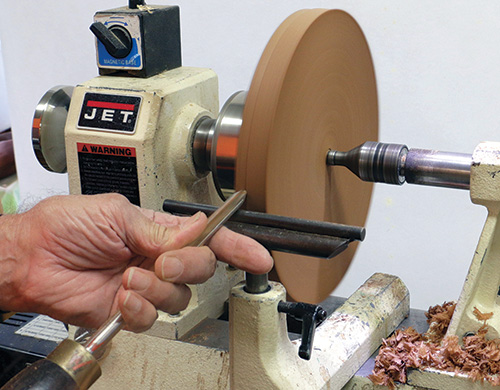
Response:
[3,1,499,389]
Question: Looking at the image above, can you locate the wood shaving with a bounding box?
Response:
[369,302,500,388]
[474,306,494,323]
[137,5,154,14]
[425,301,456,343]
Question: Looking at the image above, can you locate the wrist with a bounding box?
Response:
[0,214,27,311]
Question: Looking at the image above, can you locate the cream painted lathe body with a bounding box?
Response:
[447,142,500,339]
[65,67,220,208]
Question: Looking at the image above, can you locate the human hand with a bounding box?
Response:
[0,194,273,332]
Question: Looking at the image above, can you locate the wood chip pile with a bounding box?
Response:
[369,302,500,388]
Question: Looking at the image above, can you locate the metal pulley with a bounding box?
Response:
[32,85,74,173]
[193,91,246,199]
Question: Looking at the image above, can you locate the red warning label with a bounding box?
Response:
[77,143,136,157]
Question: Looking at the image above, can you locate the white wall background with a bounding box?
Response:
[1,1,499,310]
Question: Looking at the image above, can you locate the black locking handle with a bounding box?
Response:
[277,301,327,360]
[129,0,146,8]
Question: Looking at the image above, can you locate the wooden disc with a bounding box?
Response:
[236,9,378,303]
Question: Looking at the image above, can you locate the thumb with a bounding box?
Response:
[122,210,208,258]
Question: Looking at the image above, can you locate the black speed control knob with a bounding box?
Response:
[90,22,133,59]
